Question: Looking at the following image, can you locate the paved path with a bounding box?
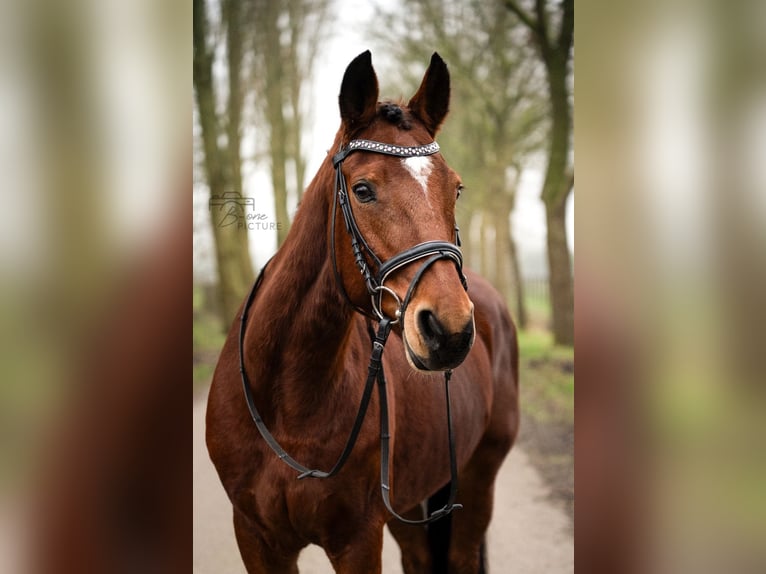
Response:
[194,395,573,573]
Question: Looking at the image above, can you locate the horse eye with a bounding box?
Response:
[457,184,465,199]
[352,182,376,203]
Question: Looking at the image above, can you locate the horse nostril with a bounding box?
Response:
[418,309,445,343]
[460,318,474,346]
[412,309,474,370]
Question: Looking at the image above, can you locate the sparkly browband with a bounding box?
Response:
[333,139,440,167]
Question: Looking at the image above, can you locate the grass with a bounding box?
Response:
[510,289,574,425]
[517,328,574,425]
[524,293,551,329]
[193,286,226,391]
[193,311,226,353]
[515,327,574,519]
[518,328,574,362]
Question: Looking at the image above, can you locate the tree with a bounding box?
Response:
[247,0,331,246]
[194,0,254,323]
[373,0,548,328]
[224,0,245,206]
[505,0,574,345]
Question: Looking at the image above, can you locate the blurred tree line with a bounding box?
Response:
[193,0,573,345]
[506,0,574,344]
[373,0,573,343]
[193,0,330,321]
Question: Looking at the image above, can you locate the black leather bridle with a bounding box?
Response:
[330,138,467,322]
[238,137,468,525]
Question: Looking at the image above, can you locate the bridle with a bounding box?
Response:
[239,137,468,525]
[330,138,467,323]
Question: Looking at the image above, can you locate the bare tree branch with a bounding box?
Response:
[503,0,539,33]
[559,0,574,53]
[534,0,550,49]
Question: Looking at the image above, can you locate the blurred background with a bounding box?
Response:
[0,0,762,572]
[0,0,190,571]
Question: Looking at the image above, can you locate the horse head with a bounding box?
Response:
[331,51,474,372]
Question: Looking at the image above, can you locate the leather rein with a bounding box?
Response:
[239,138,467,525]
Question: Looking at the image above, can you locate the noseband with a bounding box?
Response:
[239,138,467,525]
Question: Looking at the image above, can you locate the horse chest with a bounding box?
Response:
[246,451,381,543]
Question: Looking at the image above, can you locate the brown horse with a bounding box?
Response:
[207,51,519,574]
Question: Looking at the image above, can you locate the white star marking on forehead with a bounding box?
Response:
[401,156,433,196]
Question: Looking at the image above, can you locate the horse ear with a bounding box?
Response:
[408,52,450,136]
[339,51,379,134]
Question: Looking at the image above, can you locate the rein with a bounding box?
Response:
[239,138,467,525]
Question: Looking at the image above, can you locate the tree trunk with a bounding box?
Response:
[493,204,510,306]
[262,3,291,246]
[268,97,290,246]
[501,167,528,328]
[224,0,243,196]
[194,0,253,324]
[545,194,573,344]
[505,0,574,345]
[507,214,528,329]
[286,2,306,201]
[293,140,306,202]
[465,211,481,272]
[541,51,574,344]
[480,211,492,283]
[224,0,254,288]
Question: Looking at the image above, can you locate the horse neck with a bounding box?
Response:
[244,157,357,412]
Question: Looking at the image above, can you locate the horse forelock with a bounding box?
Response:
[342,99,438,144]
[378,100,412,130]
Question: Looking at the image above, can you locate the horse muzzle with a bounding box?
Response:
[405,307,475,371]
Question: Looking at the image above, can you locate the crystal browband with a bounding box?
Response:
[347,139,440,156]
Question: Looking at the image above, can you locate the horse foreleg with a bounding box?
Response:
[232,507,300,574]
[387,505,431,573]
[448,438,510,574]
[325,525,384,574]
